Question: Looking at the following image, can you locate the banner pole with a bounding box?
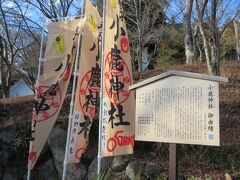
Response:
[97,0,106,175]
[62,2,86,180]
[27,25,45,180]
[62,28,82,180]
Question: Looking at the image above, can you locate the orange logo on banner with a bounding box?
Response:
[107,131,134,152]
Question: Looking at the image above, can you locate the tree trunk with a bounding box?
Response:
[184,0,195,64]
[197,41,204,63]
[210,44,220,75]
[210,0,220,75]
[198,21,213,74]
[138,35,143,72]
[2,67,11,98]
[2,77,10,98]
[194,0,221,75]
[193,24,204,63]
[234,21,240,60]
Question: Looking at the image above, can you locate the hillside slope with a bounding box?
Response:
[1,61,240,179]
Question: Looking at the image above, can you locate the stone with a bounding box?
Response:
[125,159,144,180]
[0,128,16,166]
[111,156,129,172]
[2,168,18,180]
[143,162,162,180]
[47,128,87,180]
[39,158,59,180]
[110,171,131,180]
[87,157,113,180]
[0,166,4,178]
[81,147,98,165]
[47,128,66,176]
[0,127,15,144]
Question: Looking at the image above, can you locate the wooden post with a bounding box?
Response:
[169,143,178,180]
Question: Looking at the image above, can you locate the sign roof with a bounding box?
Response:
[129,70,228,90]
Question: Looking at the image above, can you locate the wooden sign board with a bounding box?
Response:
[130,71,228,146]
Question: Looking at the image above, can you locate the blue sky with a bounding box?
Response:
[3,0,84,31]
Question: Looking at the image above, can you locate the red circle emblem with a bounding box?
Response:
[104,52,132,105]
[32,85,62,122]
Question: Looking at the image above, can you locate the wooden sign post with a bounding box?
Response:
[129,70,228,180]
[169,143,178,180]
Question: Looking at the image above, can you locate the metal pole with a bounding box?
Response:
[27,25,45,180]
[62,28,83,180]
[169,143,178,180]
[62,2,86,180]
[97,0,106,175]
